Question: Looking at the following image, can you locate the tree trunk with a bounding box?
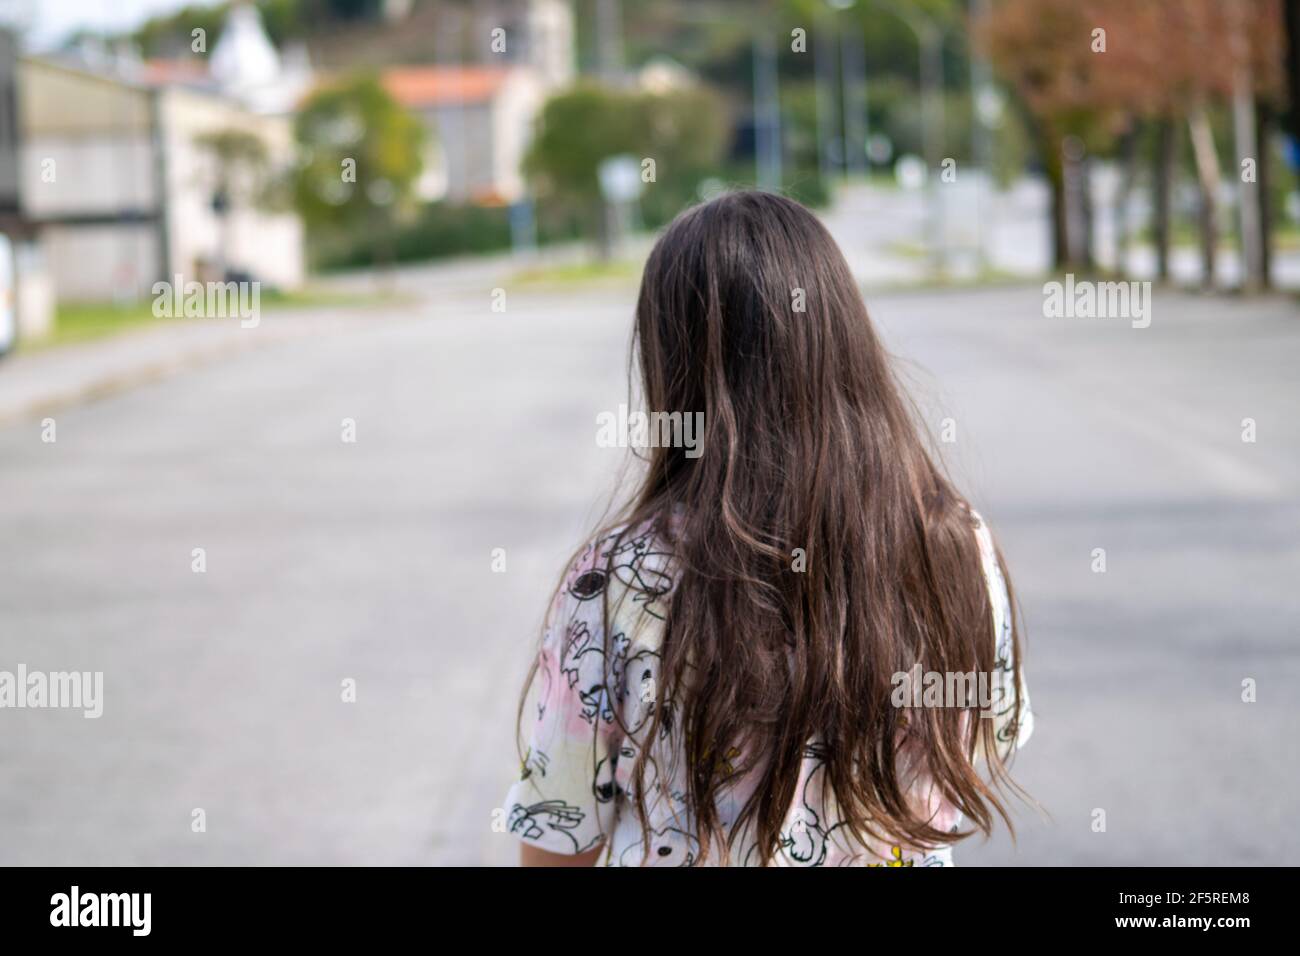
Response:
[1079,152,1095,270]
[1187,103,1221,290]
[1286,0,1300,146]
[1059,135,1092,270]
[1045,132,1068,270]
[1231,12,1264,293]
[1153,118,1175,282]
[1257,101,1274,289]
[1114,128,1140,275]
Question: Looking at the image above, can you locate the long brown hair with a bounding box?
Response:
[525,189,1024,864]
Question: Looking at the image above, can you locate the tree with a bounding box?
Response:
[1287,1,1300,146]
[524,83,644,215]
[293,73,426,262]
[524,80,727,255]
[1123,1,1281,290]
[982,0,1284,286]
[980,0,1128,270]
[194,129,271,280]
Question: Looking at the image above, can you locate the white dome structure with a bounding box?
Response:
[209,3,309,115]
[210,5,279,89]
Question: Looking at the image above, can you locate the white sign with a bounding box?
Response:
[0,233,15,354]
[894,154,927,191]
[598,155,644,204]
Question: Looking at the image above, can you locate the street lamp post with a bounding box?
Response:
[840,26,867,179]
[969,0,994,273]
[753,22,782,191]
[677,2,783,192]
[596,0,625,84]
[868,0,946,276]
[814,7,839,181]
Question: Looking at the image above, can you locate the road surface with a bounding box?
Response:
[1,265,1297,864]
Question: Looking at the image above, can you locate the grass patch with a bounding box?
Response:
[258,287,410,311]
[32,301,174,350]
[884,239,931,260]
[510,258,641,287]
[22,287,402,352]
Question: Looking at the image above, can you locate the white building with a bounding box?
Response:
[380,64,549,205]
[0,0,578,339]
[13,54,304,304]
[0,1,309,325]
[369,0,575,205]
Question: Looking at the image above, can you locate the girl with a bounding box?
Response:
[504,190,1032,867]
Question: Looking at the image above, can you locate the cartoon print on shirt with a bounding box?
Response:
[559,619,628,725]
[621,646,670,737]
[604,528,675,621]
[593,753,622,805]
[868,845,915,868]
[504,513,1029,866]
[569,567,607,601]
[508,800,598,854]
[535,648,554,722]
[763,742,848,867]
[520,747,549,782]
[617,824,699,867]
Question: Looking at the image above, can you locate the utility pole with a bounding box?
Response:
[1286,1,1300,148]
[596,0,624,84]
[866,0,945,274]
[840,23,866,179]
[1230,0,1264,292]
[753,22,782,191]
[814,7,839,181]
[969,0,993,272]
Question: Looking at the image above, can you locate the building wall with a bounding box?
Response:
[41,224,159,303]
[17,59,157,218]
[157,87,304,290]
[13,58,304,305]
[490,70,544,204]
[16,59,162,303]
[18,136,156,217]
[424,101,495,204]
[416,71,543,206]
[0,30,21,209]
[13,239,54,341]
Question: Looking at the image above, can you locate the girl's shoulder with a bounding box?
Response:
[968,507,996,557]
[552,515,679,642]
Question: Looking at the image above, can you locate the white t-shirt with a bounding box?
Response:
[504,512,1032,866]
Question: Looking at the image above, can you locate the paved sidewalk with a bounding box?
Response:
[0,246,562,431]
[0,308,407,429]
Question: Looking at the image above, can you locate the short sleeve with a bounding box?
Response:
[972,513,1033,757]
[503,548,627,855]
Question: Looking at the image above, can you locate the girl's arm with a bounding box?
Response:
[503,543,626,867]
[520,842,604,867]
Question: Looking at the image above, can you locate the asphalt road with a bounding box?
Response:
[0,273,1296,865]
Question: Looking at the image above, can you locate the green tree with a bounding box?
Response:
[293,73,426,255]
[525,81,727,251]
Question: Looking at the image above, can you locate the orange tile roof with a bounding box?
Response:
[141,58,212,87]
[380,66,512,107]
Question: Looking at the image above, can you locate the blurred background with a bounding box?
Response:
[0,0,1297,865]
